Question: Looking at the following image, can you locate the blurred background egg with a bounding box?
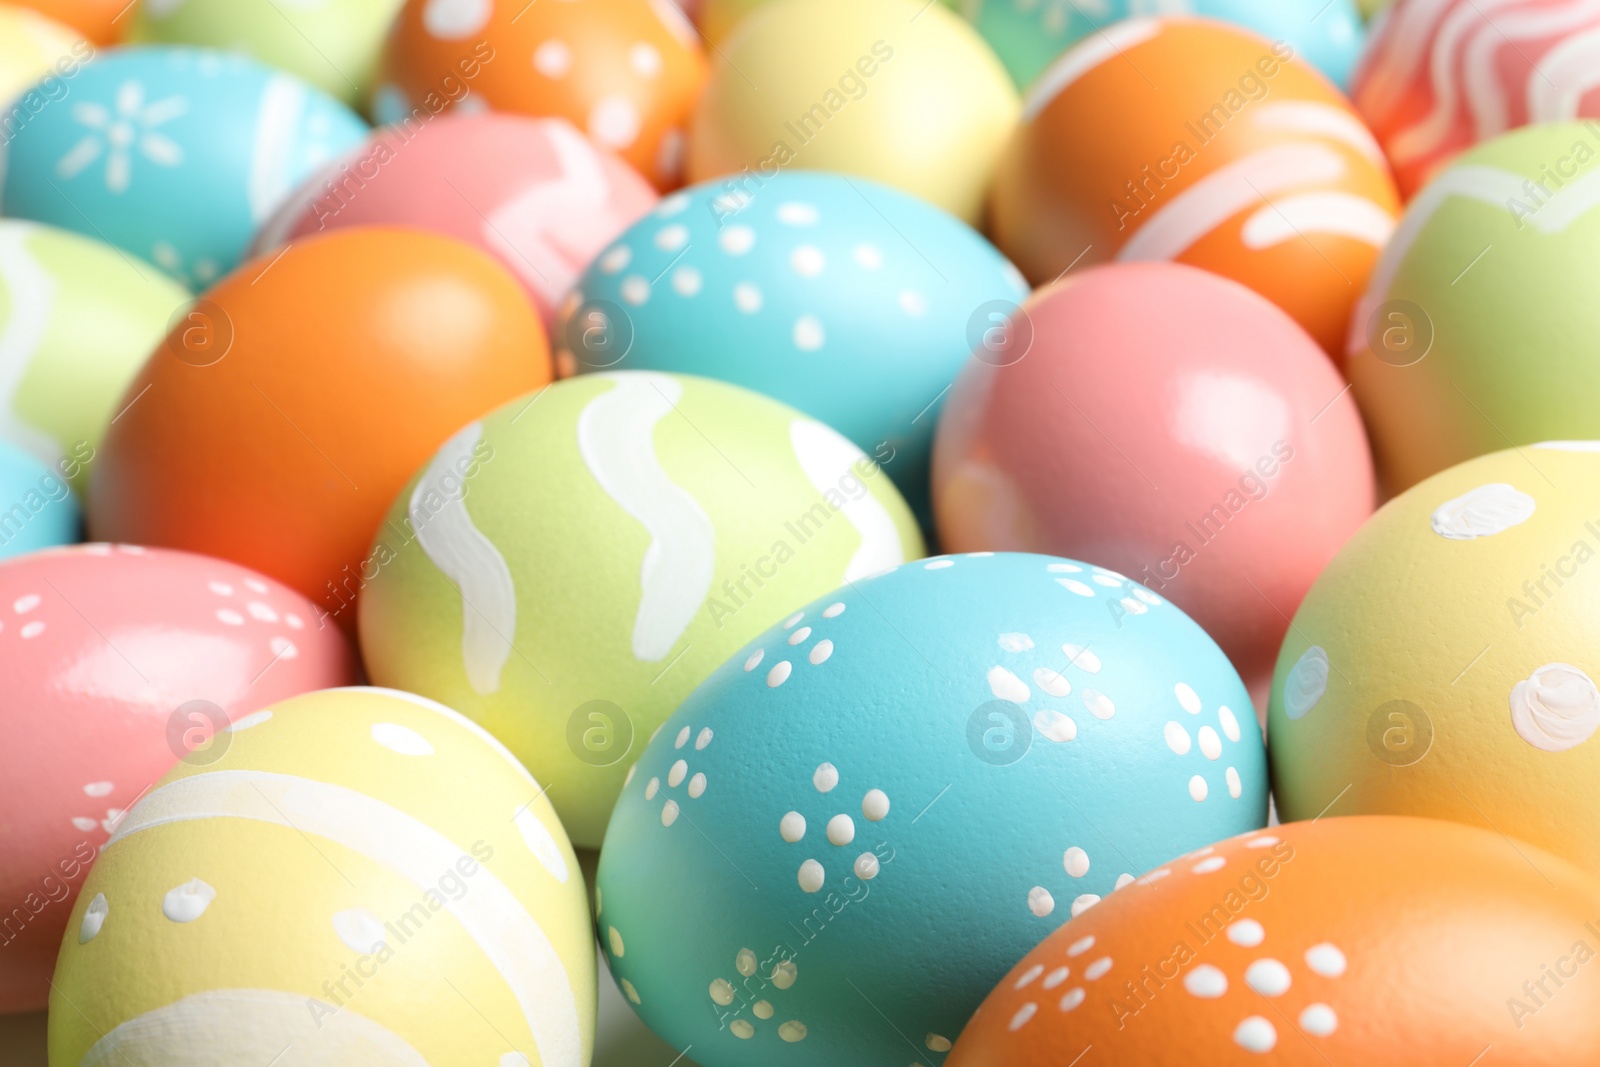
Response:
[9,0,124,44]
[0,440,80,559]
[688,0,1018,224]
[259,113,659,331]
[358,371,923,847]
[374,0,707,190]
[0,4,86,104]
[0,544,356,1013]
[1356,0,1600,197]
[0,46,368,287]
[948,816,1600,1065]
[990,17,1399,358]
[130,0,407,109]
[1271,445,1600,875]
[958,0,1365,92]
[1349,122,1600,493]
[87,228,551,629]
[933,263,1374,704]
[47,686,595,1063]
[596,552,1266,1067]
[563,171,1029,517]
[0,220,190,493]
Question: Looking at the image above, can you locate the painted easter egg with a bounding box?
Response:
[0,46,367,287]
[1348,122,1600,492]
[358,371,924,847]
[87,228,550,629]
[947,816,1600,1064]
[0,221,190,493]
[374,0,707,190]
[258,113,658,331]
[957,0,1365,92]
[563,171,1029,517]
[130,0,406,108]
[0,545,356,1013]
[1356,0,1600,197]
[697,0,957,44]
[595,551,1266,1066]
[10,0,124,44]
[46,686,594,1064]
[0,440,79,559]
[1270,445,1600,876]
[990,17,1399,357]
[0,4,87,105]
[933,263,1374,701]
[688,0,1019,225]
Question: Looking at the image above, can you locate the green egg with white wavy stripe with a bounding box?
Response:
[359,372,925,847]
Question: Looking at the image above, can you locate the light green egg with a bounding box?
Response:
[130,0,406,108]
[359,372,924,847]
[1348,121,1600,494]
[0,220,189,493]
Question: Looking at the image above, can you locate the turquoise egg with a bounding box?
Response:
[960,0,1366,90]
[0,440,80,559]
[596,551,1267,1066]
[0,46,367,288]
[563,171,1029,517]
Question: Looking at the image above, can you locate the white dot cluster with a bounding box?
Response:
[778,761,889,893]
[643,723,714,828]
[744,604,843,691]
[1161,682,1246,804]
[707,946,806,1043]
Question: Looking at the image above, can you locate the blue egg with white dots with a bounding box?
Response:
[563,171,1030,515]
[0,46,367,289]
[0,440,80,560]
[595,551,1267,1067]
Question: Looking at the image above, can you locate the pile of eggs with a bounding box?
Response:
[8,0,1600,1064]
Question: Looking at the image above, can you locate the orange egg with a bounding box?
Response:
[989,17,1399,359]
[87,228,550,632]
[950,816,1600,1065]
[375,0,708,189]
[11,0,125,44]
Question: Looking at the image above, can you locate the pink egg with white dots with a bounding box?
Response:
[0,544,356,1013]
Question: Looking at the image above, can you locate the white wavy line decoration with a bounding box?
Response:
[0,224,63,464]
[82,989,434,1067]
[1241,192,1398,249]
[1360,0,1519,126]
[1528,24,1600,120]
[1465,0,1600,139]
[109,769,583,1067]
[1117,143,1347,262]
[1252,102,1388,166]
[787,419,905,582]
[577,373,715,662]
[249,74,308,223]
[411,422,517,696]
[1023,18,1161,122]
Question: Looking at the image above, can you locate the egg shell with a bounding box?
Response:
[10,0,124,44]
[990,17,1399,358]
[697,0,959,44]
[1348,122,1600,492]
[374,0,707,190]
[0,439,79,559]
[933,263,1374,699]
[0,220,190,494]
[1270,444,1600,875]
[948,816,1600,1065]
[0,544,356,1013]
[0,4,86,104]
[688,0,1019,225]
[960,0,1365,91]
[46,686,594,1064]
[130,0,406,108]
[0,46,368,287]
[1355,0,1600,197]
[357,371,924,847]
[595,551,1267,1067]
[564,171,1029,516]
[257,113,659,331]
[86,227,551,629]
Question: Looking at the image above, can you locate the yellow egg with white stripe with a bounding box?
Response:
[47,687,594,1067]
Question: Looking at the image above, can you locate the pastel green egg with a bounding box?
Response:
[130,0,406,108]
[48,686,595,1066]
[358,372,924,847]
[0,220,189,493]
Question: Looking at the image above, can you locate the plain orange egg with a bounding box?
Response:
[12,0,126,43]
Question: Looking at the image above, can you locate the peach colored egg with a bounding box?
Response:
[373,0,708,189]
[948,816,1600,1065]
[990,17,1399,359]
[86,228,550,633]
[0,544,356,1013]
[259,113,658,332]
[932,262,1374,702]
